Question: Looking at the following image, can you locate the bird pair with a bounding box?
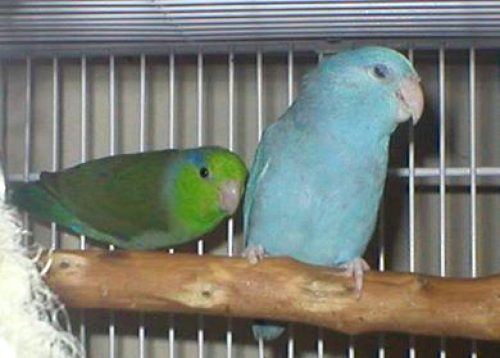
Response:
[11,46,424,341]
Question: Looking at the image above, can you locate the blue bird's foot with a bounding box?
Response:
[242,244,266,265]
[252,320,285,341]
[339,257,370,300]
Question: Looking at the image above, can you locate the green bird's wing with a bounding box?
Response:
[15,150,180,248]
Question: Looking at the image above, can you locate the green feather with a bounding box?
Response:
[10,146,247,249]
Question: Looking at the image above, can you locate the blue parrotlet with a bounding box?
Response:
[243,46,424,340]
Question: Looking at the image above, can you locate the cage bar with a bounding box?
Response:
[255,48,265,358]
[406,45,416,358]
[378,206,386,358]
[438,46,447,358]
[316,48,325,358]
[226,51,235,358]
[79,55,88,351]
[23,57,32,184]
[287,47,295,358]
[168,53,175,150]
[256,50,263,139]
[108,54,117,358]
[109,55,117,156]
[168,52,176,358]
[469,47,478,358]
[0,63,4,168]
[258,338,264,358]
[196,51,205,358]
[50,57,60,250]
[317,328,324,358]
[21,57,33,248]
[138,53,147,358]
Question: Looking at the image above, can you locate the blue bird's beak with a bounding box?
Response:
[396,75,424,124]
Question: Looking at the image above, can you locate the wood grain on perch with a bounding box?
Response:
[43,250,500,341]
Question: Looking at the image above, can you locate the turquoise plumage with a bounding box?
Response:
[243,47,424,340]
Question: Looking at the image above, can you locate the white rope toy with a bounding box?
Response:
[0,163,83,358]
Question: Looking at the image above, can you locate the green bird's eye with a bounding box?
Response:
[199,167,210,179]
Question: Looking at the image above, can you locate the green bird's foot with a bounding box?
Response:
[338,257,370,300]
[242,245,266,265]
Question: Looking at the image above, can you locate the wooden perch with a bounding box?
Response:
[43,250,500,341]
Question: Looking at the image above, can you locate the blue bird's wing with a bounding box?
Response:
[243,126,274,246]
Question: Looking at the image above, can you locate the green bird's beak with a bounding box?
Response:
[219,180,242,215]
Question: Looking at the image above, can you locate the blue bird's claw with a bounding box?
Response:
[339,257,370,300]
[242,245,266,265]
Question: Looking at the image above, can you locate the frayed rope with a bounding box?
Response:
[0,201,84,358]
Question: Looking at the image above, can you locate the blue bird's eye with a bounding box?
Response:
[199,167,210,179]
[372,64,389,79]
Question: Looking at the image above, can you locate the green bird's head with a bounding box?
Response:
[170,146,248,239]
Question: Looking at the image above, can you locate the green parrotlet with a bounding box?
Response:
[11,146,248,249]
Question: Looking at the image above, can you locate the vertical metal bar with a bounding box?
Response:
[469,47,478,279]
[80,56,88,165]
[256,51,263,140]
[51,57,60,250]
[438,47,447,279]
[21,56,33,248]
[378,208,386,272]
[287,48,294,105]
[378,38,393,357]
[408,48,416,274]
[0,64,5,197]
[227,51,235,257]
[316,50,324,358]
[469,47,478,358]
[317,330,324,358]
[24,57,32,184]
[287,47,295,358]
[108,54,116,358]
[139,54,147,152]
[197,51,205,358]
[197,52,204,257]
[256,50,265,358]
[407,48,417,358]
[348,336,355,358]
[168,52,176,358]
[0,62,5,171]
[317,51,324,63]
[109,56,117,157]
[377,205,386,358]
[138,53,147,358]
[79,55,87,351]
[258,338,265,358]
[226,51,235,358]
[21,57,33,252]
[169,54,175,150]
[438,47,447,358]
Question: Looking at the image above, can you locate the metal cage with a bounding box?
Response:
[1,1,500,357]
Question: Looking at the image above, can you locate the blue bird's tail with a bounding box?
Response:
[252,320,285,341]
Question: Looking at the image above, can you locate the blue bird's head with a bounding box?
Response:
[302,46,424,136]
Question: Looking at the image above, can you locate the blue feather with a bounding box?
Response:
[244,46,423,340]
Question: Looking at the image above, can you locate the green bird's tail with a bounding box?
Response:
[10,181,79,231]
[9,181,129,248]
